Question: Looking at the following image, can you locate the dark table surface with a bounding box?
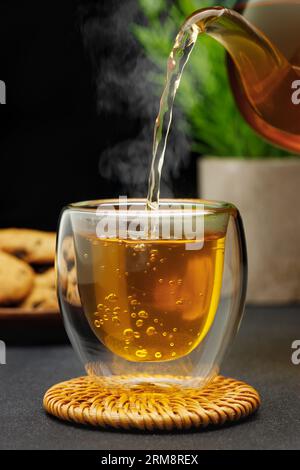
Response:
[0,305,299,450]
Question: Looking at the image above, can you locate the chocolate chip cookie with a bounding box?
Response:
[0,228,56,264]
[0,251,34,304]
[21,267,58,310]
[21,286,59,310]
[65,266,81,307]
[61,236,75,270]
[35,267,56,289]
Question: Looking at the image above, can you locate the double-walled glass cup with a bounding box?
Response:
[57,199,247,389]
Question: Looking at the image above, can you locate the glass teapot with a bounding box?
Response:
[182,1,300,153]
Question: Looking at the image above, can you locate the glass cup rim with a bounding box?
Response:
[66,198,237,216]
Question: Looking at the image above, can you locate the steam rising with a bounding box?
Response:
[80,0,189,197]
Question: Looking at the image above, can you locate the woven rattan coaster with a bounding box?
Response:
[43,375,260,431]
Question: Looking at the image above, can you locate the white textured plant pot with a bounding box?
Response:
[198,158,300,304]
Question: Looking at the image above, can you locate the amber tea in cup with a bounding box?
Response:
[75,233,225,362]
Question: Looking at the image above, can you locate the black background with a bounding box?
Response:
[0,0,197,231]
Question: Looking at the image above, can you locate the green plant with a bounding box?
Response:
[133,0,290,157]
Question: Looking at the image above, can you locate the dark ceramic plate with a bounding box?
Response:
[0,307,67,344]
[0,307,59,319]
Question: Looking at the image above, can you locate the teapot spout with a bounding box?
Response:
[182,7,300,145]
